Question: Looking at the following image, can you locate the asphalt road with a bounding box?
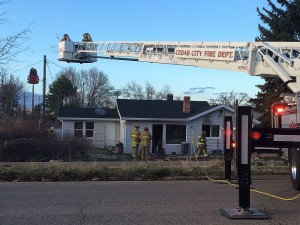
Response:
[0,175,299,225]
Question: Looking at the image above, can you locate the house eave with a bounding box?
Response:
[187,105,235,121]
[120,117,187,122]
[57,117,119,122]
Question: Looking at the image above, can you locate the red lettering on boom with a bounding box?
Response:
[218,51,233,58]
[191,50,202,56]
[175,50,190,56]
[204,51,216,57]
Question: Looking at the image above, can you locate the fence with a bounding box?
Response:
[0,137,104,162]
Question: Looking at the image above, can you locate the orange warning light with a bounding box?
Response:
[272,102,287,115]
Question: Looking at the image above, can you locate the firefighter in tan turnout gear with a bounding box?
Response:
[139,127,152,159]
[196,130,208,159]
[130,126,141,158]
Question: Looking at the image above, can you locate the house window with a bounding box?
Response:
[166,124,186,144]
[74,122,94,138]
[202,124,220,138]
[74,122,83,138]
[85,122,94,138]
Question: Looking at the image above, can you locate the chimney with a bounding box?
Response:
[167,94,173,101]
[183,96,191,113]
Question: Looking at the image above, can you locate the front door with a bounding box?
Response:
[152,124,163,153]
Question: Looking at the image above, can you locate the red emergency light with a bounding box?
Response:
[27,68,39,84]
[232,141,236,149]
[272,102,287,115]
[251,131,261,140]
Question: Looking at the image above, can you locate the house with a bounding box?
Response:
[57,108,120,147]
[57,96,257,155]
[117,96,236,155]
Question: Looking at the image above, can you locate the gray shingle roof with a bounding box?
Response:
[57,99,217,120]
[117,99,213,119]
[57,108,119,119]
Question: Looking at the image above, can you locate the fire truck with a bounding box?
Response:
[58,39,300,190]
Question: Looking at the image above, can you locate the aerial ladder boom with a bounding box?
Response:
[58,40,300,93]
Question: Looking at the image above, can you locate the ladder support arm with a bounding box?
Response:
[259,51,299,93]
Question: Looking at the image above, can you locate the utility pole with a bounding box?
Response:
[43,55,46,125]
[23,92,26,120]
[82,83,85,107]
[32,83,34,119]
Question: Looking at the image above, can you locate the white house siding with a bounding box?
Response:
[61,120,119,148]
[92,121,120,148]
[119,120,125,146]
[61,121,74,139]
[92,122,105,147]
[104,122,119,147]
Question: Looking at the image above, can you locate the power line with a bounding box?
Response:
[46,60,54,82]
[8,60,43,74]
[47,59,65,70]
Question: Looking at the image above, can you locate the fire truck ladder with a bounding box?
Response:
[75,41,251,71]
[60,41,300,92]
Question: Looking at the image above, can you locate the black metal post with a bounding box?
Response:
[220,106,268,219]
[32,84,34,112]
[224,116,233,180]
[236,106,251,209]
[43,55,46,125]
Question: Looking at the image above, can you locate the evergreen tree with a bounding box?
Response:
[249,0,300,127]
[256,0,300,41]
[46,75,77,120]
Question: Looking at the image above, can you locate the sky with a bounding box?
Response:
[3,0,270,102]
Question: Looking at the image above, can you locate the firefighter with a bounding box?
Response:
[130,126,141,158]
[196,130,208,159]
[139,127,152,159]
[81,33,93,54]
[82,33,92,42]
[60,34,71,42]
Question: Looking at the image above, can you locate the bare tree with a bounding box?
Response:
[209,91,250,108]
[145,82,156,100]
[122,81,145,100]
[155,85,172,100]
[122,81,174,100]
[0,69,24,116]
[0,1,31,66]
[57,67,115,108]
[80,67,114,108]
